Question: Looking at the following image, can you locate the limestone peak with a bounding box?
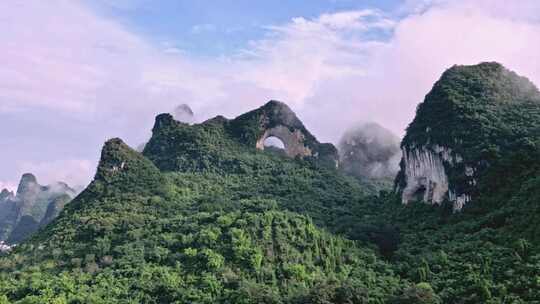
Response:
[0,189,14,201]
[230,100,339,166]
[396,62,540,210]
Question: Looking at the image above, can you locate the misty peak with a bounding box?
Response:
[1,172,76,243]
[16,173,39,197]
[0,189,14,201]
[433,62,540,106]
[339,122,401,181]
[20,173,37,184]
[172,103,195,124]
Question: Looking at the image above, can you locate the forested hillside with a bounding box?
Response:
[0,63,539,303]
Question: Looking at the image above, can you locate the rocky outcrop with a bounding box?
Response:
[0,174,76,243]
[230,100,339,167]
[399,145,471,209]
[396,62,540,211]
[255,125,313,158]
[0,189,17,241]
[0,241,12,253]
[398,142,484,211]
[95,138,167,196]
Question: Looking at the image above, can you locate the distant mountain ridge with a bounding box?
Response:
[0,173,76,244]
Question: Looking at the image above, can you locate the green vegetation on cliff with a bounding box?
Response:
[399,62,540,196]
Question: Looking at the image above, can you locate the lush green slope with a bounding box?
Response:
[1,64,540,304]
[375,147,540,303]
[0,131,406,303]
[385,62,540,303]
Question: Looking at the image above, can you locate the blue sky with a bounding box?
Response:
[86,0,401,56]
[1,0,539,190]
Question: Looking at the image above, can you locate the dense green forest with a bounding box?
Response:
[0,63,539,303]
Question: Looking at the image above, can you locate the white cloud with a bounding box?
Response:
[1,0,540,187]
[226,0,540,140]
[226,10,393,110]
[0,1,225,118]
[317,9,395,30]
[0,181,17,193]
[16,159,94,188]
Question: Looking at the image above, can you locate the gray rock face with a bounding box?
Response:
[0,241,12,253]
[256,125,313,158]
[232,100,339,167]
[400,145,450,205]
[398,144,471,211]
[0,174,76,243]
[0,190,19,241]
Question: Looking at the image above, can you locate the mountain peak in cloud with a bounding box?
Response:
[172,104,195,124]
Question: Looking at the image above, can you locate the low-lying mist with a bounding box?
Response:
[338,122,402,181]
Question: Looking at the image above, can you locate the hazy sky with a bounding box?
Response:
[1,0,540,190]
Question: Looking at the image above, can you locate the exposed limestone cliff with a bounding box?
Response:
[230,100,339,166]
[400,146,449,205]
[255,125,313,158]
[396,62,540,210]
[399,144,471,210]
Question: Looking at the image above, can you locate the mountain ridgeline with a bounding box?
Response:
[1,63,540,303]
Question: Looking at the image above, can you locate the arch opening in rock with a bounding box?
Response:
[263,136,286,149]
[262,136,287,156]
[231,100,339,166]
[256,126,312,158]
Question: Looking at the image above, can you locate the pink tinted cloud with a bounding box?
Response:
[1,0,540,187]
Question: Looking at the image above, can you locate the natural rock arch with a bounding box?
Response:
[150,100,340,168]
[255,125,312,158]
[228,100,339,166]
